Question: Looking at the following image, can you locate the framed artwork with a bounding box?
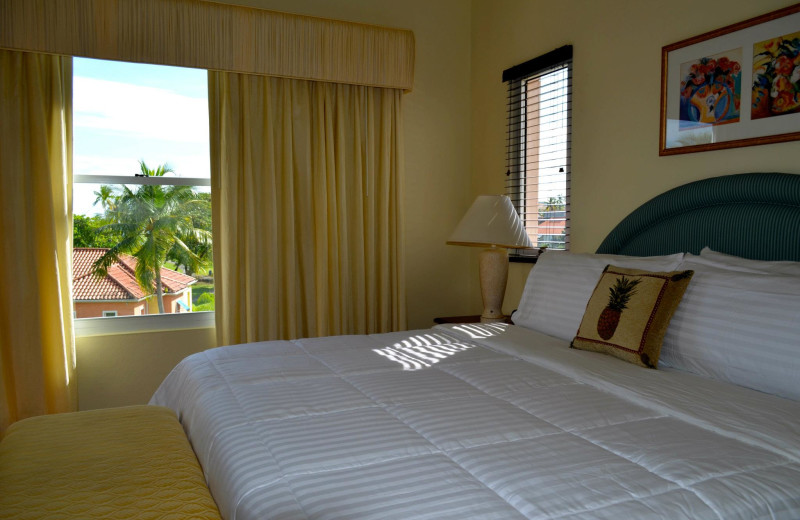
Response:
[660,4,800,155]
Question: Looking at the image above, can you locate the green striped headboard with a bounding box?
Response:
[596,172,800,261]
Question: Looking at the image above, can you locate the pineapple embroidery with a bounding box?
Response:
[597,275,641,340]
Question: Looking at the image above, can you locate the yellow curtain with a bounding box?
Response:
[0,50,76,434]
[209,72,406,345]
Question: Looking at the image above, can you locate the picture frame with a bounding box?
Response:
[660,4,800,155]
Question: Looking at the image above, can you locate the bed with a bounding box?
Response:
[152,172,800,519]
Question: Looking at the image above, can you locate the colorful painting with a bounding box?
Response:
[752,31,800,120]
[678,49,742,130]
[661,5,800,155]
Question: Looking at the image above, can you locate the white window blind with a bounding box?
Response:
[504,45,572,258]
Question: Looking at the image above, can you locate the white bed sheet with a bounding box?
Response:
[151,325,800,520]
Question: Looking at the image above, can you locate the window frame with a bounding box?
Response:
[503,45,573,262]
[73,311,215,337]
[70,57,215,336]
[73,175,211,187]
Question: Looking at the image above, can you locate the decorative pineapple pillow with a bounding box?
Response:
[571,265,694,368]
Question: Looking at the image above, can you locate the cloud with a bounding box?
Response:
[73,76,209,144]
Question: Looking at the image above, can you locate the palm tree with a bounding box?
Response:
[92,160,211,313]
[542,195,566,212]
[136,160,174,178]
[92,185,117,212]
[167,192,213,276]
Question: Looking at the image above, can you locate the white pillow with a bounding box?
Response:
[660,257,800,401]
[512,251,684,342]
[697,247,800,276]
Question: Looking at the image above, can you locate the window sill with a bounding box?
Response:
[74,311,215,337]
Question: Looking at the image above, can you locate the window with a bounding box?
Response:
[503,46,572,259]
[72,58,213,324]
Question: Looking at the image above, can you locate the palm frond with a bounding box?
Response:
[139,159,174,177]
[90,234,142,276]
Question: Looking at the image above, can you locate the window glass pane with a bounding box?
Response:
[73,57,210,179]
[528,68,568,250]
[72,182,214,318]
[505,58,571,256]
[72,58,213,319]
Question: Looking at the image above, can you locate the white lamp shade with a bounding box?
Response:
[447,195,533,249]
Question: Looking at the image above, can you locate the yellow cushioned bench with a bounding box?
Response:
[0,405,221,520]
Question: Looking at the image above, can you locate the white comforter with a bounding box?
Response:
[151,324,800,520]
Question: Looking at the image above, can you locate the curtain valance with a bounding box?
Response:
[0,0,415,90]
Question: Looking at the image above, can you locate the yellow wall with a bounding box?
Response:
[77,327,215,410]
[470,0,800,311]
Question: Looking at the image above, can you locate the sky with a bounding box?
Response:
[73,58,210,215]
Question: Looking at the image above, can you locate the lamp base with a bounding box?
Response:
[479,247,509,323]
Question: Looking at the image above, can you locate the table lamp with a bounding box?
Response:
[447,195,533,322]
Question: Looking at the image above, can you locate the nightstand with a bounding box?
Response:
[434,315,513,325]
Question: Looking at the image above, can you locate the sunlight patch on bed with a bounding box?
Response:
[451,322,509,339]
[372,334,475,370]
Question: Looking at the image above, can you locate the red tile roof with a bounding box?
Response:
[73,248,196,301]
[538,218,566,235]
